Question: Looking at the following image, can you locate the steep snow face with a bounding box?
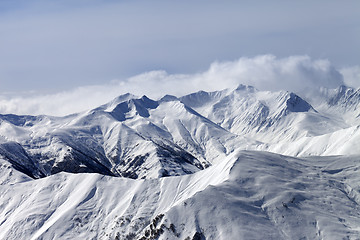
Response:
[1,151,359,240]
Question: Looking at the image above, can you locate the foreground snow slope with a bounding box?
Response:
[1,151,359,240]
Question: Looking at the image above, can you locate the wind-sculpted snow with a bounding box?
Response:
[0,151,359,239]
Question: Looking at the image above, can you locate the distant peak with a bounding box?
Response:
[336,85,351,95]
[108,96,158,121]
[136,95,158,109]
[108,93,137,106]
[328,85,355,106]
[235,84,256,92]
[113,93,136,102]
[140,95,150,101]
[286,93,313,113]
[338,84,350,90]
[159,95,178,102]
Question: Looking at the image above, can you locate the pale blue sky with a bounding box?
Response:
[0,0,359,93]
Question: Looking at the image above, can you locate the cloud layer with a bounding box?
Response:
[340,66,360,88]
[0,55,357,116]
[0,1,359,93]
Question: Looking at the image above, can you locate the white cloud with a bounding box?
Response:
[0,55,348,116]
[196,55,344,92]
[340,66,360,88]
[122,55,344,96]
[0,1,359,93]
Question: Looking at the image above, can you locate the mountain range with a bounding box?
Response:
[0,84,359,239]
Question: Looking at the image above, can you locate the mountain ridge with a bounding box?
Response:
[0,84,359,179]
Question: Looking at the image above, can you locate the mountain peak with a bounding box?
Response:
[235,84,257,92]
[109,96,159,121]
[180,89,228,109]
[328,85,357,106]
[138,95,159,109]
[93,93,137,112]
[285,92,313,113]
[159,95,178,102]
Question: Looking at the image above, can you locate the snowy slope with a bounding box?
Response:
[268,125,360,156]
[0,151,359,239]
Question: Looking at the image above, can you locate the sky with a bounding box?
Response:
[0,0,359,115]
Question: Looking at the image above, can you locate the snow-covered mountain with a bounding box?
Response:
[1,151,360,239]
[182,85,360,156]
[0,94,243,179]
[302,85,360,125]
[0,84,359,239]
